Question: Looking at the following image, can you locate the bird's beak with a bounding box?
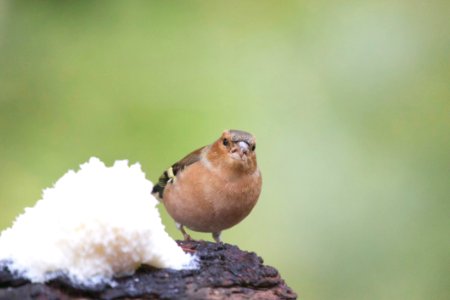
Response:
[237,141,249,158]
[230,141,250,161]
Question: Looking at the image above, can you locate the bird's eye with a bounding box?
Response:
[223,138,229,146]
[251,144,256,151]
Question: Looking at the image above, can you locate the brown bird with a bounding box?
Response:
[152,129,262,242]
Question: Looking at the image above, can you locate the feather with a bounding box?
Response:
[152,146,205,199]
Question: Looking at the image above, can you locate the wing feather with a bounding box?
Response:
[152,146,205,199]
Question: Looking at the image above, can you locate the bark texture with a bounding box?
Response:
[0,240,297,300]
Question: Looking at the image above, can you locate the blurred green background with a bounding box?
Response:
[0,1,449,299]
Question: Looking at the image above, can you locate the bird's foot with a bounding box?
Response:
[183,232,192,241]
[212,231,222,243]
[176,223,193,242]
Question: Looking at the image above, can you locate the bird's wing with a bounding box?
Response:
[152,146,205,199]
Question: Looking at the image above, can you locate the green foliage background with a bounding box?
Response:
[0,1,448,298]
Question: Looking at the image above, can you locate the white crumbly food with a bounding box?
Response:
[0,157,196,285]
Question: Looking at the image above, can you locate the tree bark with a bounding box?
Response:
[0,240,297,299]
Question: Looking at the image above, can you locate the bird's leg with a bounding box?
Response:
[176,223,192,241]
[212,231,222,243]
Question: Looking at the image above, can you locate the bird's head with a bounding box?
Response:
[209,129,258,173]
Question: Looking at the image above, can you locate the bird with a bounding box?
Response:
[152,129,262,243]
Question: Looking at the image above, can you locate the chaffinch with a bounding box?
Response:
[152,129,262,242]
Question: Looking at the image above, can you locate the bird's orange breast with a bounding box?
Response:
[162,161,262,233]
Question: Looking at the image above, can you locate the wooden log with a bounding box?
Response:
[0,240,297,299]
